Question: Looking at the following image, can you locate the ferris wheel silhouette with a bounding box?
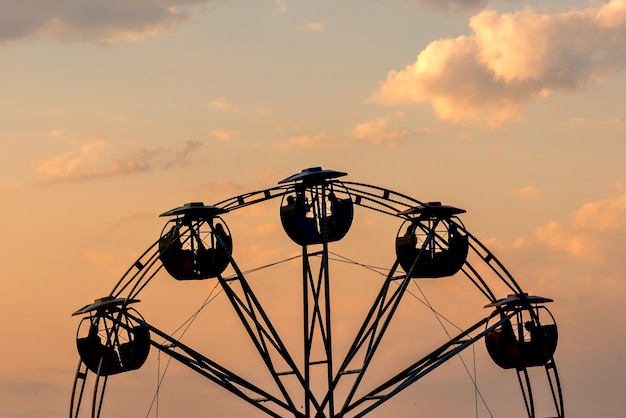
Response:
[70,167,564,418]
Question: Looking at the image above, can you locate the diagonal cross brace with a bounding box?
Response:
[346,310,518,417]
[122,310,305,418]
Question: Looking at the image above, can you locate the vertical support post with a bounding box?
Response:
[303,245,311,418]
[321,185,334,418]
[301,183,334,418]
[303,248,333,417]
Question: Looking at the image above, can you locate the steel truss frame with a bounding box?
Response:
[70,179,564,418]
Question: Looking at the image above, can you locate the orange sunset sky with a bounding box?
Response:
[1,0,626,417]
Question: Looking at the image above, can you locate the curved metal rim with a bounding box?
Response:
[70,176,563,418]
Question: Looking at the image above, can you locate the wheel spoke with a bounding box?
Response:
[70,168,563,418]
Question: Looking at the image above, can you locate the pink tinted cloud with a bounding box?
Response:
[33,138,106,179]
[535,192,626,263]
[273,0,287,14]
[574,193,626,231]
[306,22,325,32]
[211,129,239,141]
[371,0,626,127]
[32,139,201,184]
[535,221,601,263]
[49,128,66,138]
[207,100,237,111]
[510,185,543,199]
[352,117,409,148]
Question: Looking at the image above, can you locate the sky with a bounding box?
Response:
[1,0,626,416]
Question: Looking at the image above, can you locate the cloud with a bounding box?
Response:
[352,117,409,148]
[0,0,216,44]
[274,122,303,133]
[49,128,65,138]
[83,250,113,267]
[207,99,236,111]
[370,0,626,127]
[211,129,239,141]
[510,185,542,199]
[535,193,626,263]
[418,0,489,13]
[272,134,341,153]
[574,193,626,231]
[32,139,201,184]
[81,138,107,155]
[32,138,106,179]
[535,221,600,262]
[273,0,287,14]
[563,115,626,134]
[306,22,325,32]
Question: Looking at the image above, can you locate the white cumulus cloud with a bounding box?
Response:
[371,0,626,127]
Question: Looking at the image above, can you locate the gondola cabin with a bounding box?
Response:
[279,168,354,246]
[485,294,558,370]
[73,297,151,376]
[158,203,232,280]
[395,203,469,278]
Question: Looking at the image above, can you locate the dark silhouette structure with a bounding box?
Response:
[70,167,564,418]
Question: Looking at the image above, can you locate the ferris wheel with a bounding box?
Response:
[70,167,564,418]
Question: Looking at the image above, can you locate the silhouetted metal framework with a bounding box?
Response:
[70,167,564,418]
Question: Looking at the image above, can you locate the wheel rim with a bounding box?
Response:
[70,168,564,418]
